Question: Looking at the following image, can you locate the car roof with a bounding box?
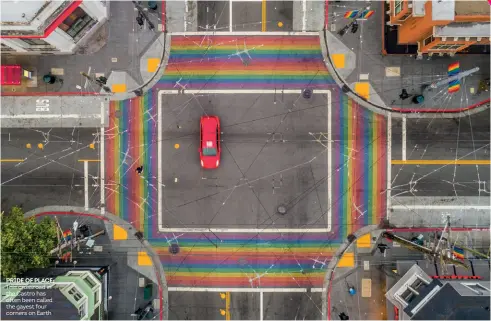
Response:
[201,117,218,148]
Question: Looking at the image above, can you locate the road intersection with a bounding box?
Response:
[1,1,490,319]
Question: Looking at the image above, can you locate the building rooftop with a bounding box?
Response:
[434,22,491,37]
[406,281,490,320]
[455,0,491,16]
[432,0,455,21]
[0,0,49,24]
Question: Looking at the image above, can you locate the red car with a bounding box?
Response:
[199,116,221,169]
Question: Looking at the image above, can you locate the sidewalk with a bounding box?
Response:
[1,1,165,96]
[25,205,168,320]
[324,227,389,320]
[325,0,490,113]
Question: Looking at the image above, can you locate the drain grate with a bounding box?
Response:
[277,205,287,215]
[169,243,180,255]
[302,88,313,99]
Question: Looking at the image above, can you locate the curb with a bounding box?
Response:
[318,30,491,119]
[111,33,171,101]
[24,206,169,320]
[321,225,382,320]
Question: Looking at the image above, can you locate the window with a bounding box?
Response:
[399,11,411,21]
[78,303,85,317]
[423,36,435,47]
[0,43,14,52]
[68,287,83,301]
[20,38,58,51]
[394,0,404,15]
[401,288,415,302]
[429,44,464,50]
[21,39,50,46]
[94,289,100,304]
[462,283,490,295]
[84,276,96,288]
[59,7,95,40]
[203,147,217,156]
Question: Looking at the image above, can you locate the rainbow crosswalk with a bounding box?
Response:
[331,90,387,240]
[105,35,387,288]
[158,35,335,89]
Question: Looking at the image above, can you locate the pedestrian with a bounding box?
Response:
[136,13,144,27]
[351,20,359,34]
[399,89,410,100]
[136,165,143,175]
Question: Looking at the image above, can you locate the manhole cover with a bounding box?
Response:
[277,205,287,215]
[302,88,313,99]
[169,243,180,255]
[114,110,121,118]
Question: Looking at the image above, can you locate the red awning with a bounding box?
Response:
[1,65,21,86]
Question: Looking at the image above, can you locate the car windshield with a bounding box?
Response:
[202,147,217,156]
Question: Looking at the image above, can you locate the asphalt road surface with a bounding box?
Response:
[391,110,490,197]
[1,128,100,212]
[197,0,294,31]
[168,291,322,319]
[160,93,329,229]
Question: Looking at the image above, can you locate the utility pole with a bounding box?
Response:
[80,72,111,93]
[132,1,155,31]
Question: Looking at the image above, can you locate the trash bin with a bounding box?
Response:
[143,284,153,300]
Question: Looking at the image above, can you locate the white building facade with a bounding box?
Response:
[0,0,109,54]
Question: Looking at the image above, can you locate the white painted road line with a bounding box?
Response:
[302,0,307,32]
[260,291,263,321]
[184,1,188,32]
[180,89,331,94]
[0,114,102,119]
[100,102,105,215]
[402,115,407,161]
[229,0,233,32]
[168,287,324,293]
[327,91,332,232]
[158,89,332,233]
[169,31,320,36]
[84,161,89,211]
[159,227,333,233]
[386,114,392,219]
[390,205,490,210]
[158,89,163,230]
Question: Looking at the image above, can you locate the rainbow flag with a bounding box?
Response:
[448,62,460,93]
[62,229,72,242]
[448,62,460,76]
[453,246,465,260]
[448,80,460,93]
[360,10,374,19]
[344,10,359,18]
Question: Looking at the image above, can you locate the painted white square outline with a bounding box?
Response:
[158,89,332,233]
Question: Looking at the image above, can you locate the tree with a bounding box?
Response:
[1,207,58,279]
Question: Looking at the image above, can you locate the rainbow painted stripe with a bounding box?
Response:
[344,10,359,18]
[331,91,387,240]
[158,36,334,89]
[154,233,337,287]
[105,89,158,238]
